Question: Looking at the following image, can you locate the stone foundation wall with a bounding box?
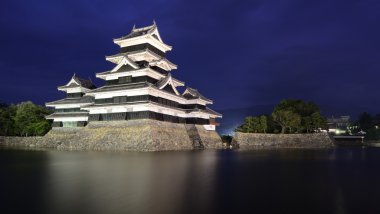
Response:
[0,120,223,152]
[233,132,334,149]
[0,136,48,148]
[195,125,223,149]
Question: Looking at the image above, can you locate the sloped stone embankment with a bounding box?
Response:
[233,132,334,149]
[0,119,223,152]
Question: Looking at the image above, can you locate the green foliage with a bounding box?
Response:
[26,121,51,136]
[0,104,16,136]
[272,99,326,133]
[274,99,319,117]
[311,112,327,130]
[235,115,269,133]
[236,99,327,134]
[0,101,52,136]
[303,116,313,133]
[272,110,301,133]
[260,115,267,133]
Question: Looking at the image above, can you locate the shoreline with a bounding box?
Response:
[233,132,334,149]
[0,130,337,152]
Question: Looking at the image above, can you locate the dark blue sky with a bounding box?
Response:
[1,0,379,116]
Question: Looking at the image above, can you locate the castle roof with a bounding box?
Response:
[155,73,184,88]
[46,96,94,106]
[114,22,157,41]
[46,112,89,119]
[86,82,149,94]
[58,74,96,90]
[182,87,212,103]
[205,107,222,117]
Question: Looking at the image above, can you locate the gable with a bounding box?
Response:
[66,77,80,86]
[183,92,196,99]
[162,85,176,94]
[111,57,139,72]
[157,75,180,95]
[149,27,163,43]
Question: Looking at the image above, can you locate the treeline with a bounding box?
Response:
[352,112,380,140]
[236,99,327,134]
[0,101,52,136]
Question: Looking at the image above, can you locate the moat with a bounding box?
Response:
[1,147,380,214]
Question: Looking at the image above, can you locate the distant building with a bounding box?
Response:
[327,116,350,135]
[45,22,222,129]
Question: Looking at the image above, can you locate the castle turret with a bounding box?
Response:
[45,74,95,127]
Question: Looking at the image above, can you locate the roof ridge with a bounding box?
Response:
[70,74,96,89]
[131,20,156,32]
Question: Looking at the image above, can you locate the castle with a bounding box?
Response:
[45,22,222,151]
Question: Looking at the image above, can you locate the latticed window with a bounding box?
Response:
[127,95,149,102]
[95,98,113,104]
[101,113,127,121]
[52,122,62,127]
[55,108,83,113]
[67,93,83,98]
[62,121,77,127]
[120,96,127,103]
[106,79,118,85]
[119,76,132,84]
[127,111,150,120]
[89,114,100,121]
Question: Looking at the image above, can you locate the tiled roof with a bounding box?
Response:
[155,74,171,88]
[106,49,161,60]
[184,107,222,117]
[46,96,94,105]
[205,107,222,117]
[183,87,212,102]
[97,64,138,76]
[46,112,88,119]
[73,74,96,89]
[87,82,149,93]
[59,74,96,89]
[114,23,156,41]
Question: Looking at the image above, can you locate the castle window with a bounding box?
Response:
[119,76,132,84]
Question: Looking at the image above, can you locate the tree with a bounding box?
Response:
[274,99,319,118]
[260,115,267,133]
[288,113,301,133]
[272,110,301,134]
[235,99,326,134]
[274,99,326,133]
[0,101,52,136]
[244,117,261,133]
[26,121,51,136]
[0,104,16,136]
[311,112,326,131]
[358,112,373,131]
[303,116,313,133]
[13,101,52,136]
[372,114,380,127]
[235,116,269,133]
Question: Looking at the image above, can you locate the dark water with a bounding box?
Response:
[1,147,380,214]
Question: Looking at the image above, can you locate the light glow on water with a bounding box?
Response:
[1,148,380,214]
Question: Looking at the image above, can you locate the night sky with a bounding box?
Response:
[1,0,380,117]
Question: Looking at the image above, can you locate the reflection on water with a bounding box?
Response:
[1,147,380,214]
